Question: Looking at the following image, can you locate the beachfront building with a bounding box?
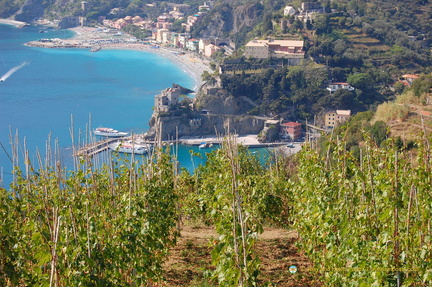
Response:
[204,44,221,57]
[199,38,212,53]
[186,38,199,51]
[281,122,302,141]
[154,87,182,113]
[325,110,351,129]
[155,29,169,43]
[244,39,305,62]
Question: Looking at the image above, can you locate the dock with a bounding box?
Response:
[75,138,119,157]
[75,134,287,157]
[75,137,178,157]
[179,134,275,148]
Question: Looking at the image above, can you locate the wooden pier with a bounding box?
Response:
[75,137,180,157]
[75,138,119,157]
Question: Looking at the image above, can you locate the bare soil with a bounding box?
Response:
[162,223,321,286]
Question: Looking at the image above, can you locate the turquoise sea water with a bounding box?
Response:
[0,24,268,187]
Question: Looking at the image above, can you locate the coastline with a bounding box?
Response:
[68,26,211,91]
[0,18,28,27]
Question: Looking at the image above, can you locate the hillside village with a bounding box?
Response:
[22,0,430,143]
[93,1,358,141]
[9,0,431,142]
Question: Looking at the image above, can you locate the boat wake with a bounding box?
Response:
[0,61,28,82]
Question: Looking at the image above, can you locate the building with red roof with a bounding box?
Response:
[281,122,302,140]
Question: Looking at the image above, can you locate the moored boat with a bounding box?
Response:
[199,142,208,149]
[109,141,150,155]
[94,127,128,137]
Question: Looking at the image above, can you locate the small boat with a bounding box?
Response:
[109,141,150,155]
[199,142,208,149]
[94,127,128,137]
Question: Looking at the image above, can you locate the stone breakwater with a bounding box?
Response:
[25,39,93,49]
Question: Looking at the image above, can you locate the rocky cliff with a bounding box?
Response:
[147,82,266,141]
[14,0,46,22]
[194,87,256,115]
[191,2,264,46]
[148,113,265,141]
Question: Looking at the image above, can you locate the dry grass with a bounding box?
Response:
[161,223,321,286]
[395,90,429,106]
[373,102,410,123]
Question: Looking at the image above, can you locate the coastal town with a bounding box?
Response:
[1,0,432,286]
[4,0,425,154]
[20,1,366,150]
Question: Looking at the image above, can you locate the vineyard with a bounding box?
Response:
[1,132,431,286]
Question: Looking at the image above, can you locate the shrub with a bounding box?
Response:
[373,101,410,122]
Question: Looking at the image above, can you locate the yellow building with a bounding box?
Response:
[325,110,351,129]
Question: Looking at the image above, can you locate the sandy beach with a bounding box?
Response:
[0,18,28,27]
[68,26,211,90]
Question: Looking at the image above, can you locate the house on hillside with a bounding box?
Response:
[400,74,419,85]
[284,6,296,16]
[298,2,325,23]
[281,122,302,141]
[326,82,355,93]
[325,110,351,129]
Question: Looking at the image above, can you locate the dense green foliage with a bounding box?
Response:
[220,60,385,120]
[0,0,19,18]
[0,150,179,286]
[294,135,432,285]
[122,24,150,39]
[0,139,293,286]
[410,73,432,98]
[1,132,432,285]
[318,111,391,156]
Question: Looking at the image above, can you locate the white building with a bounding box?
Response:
[199,38,212,54]
[284,6,296,16]
[326,82,355,93]
[186,38,199,51]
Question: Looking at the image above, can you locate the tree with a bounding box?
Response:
[347,73,373,91]
[314,14,331,34]
[262,13,273,34]
[410,73,432,97]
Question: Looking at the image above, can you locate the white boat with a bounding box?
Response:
[199,142,208,149]
[94,127,128,137]
[109,141,150,155]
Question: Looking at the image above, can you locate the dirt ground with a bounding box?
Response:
[162,223,321,286]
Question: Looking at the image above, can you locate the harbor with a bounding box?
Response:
[75,134,290,157]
